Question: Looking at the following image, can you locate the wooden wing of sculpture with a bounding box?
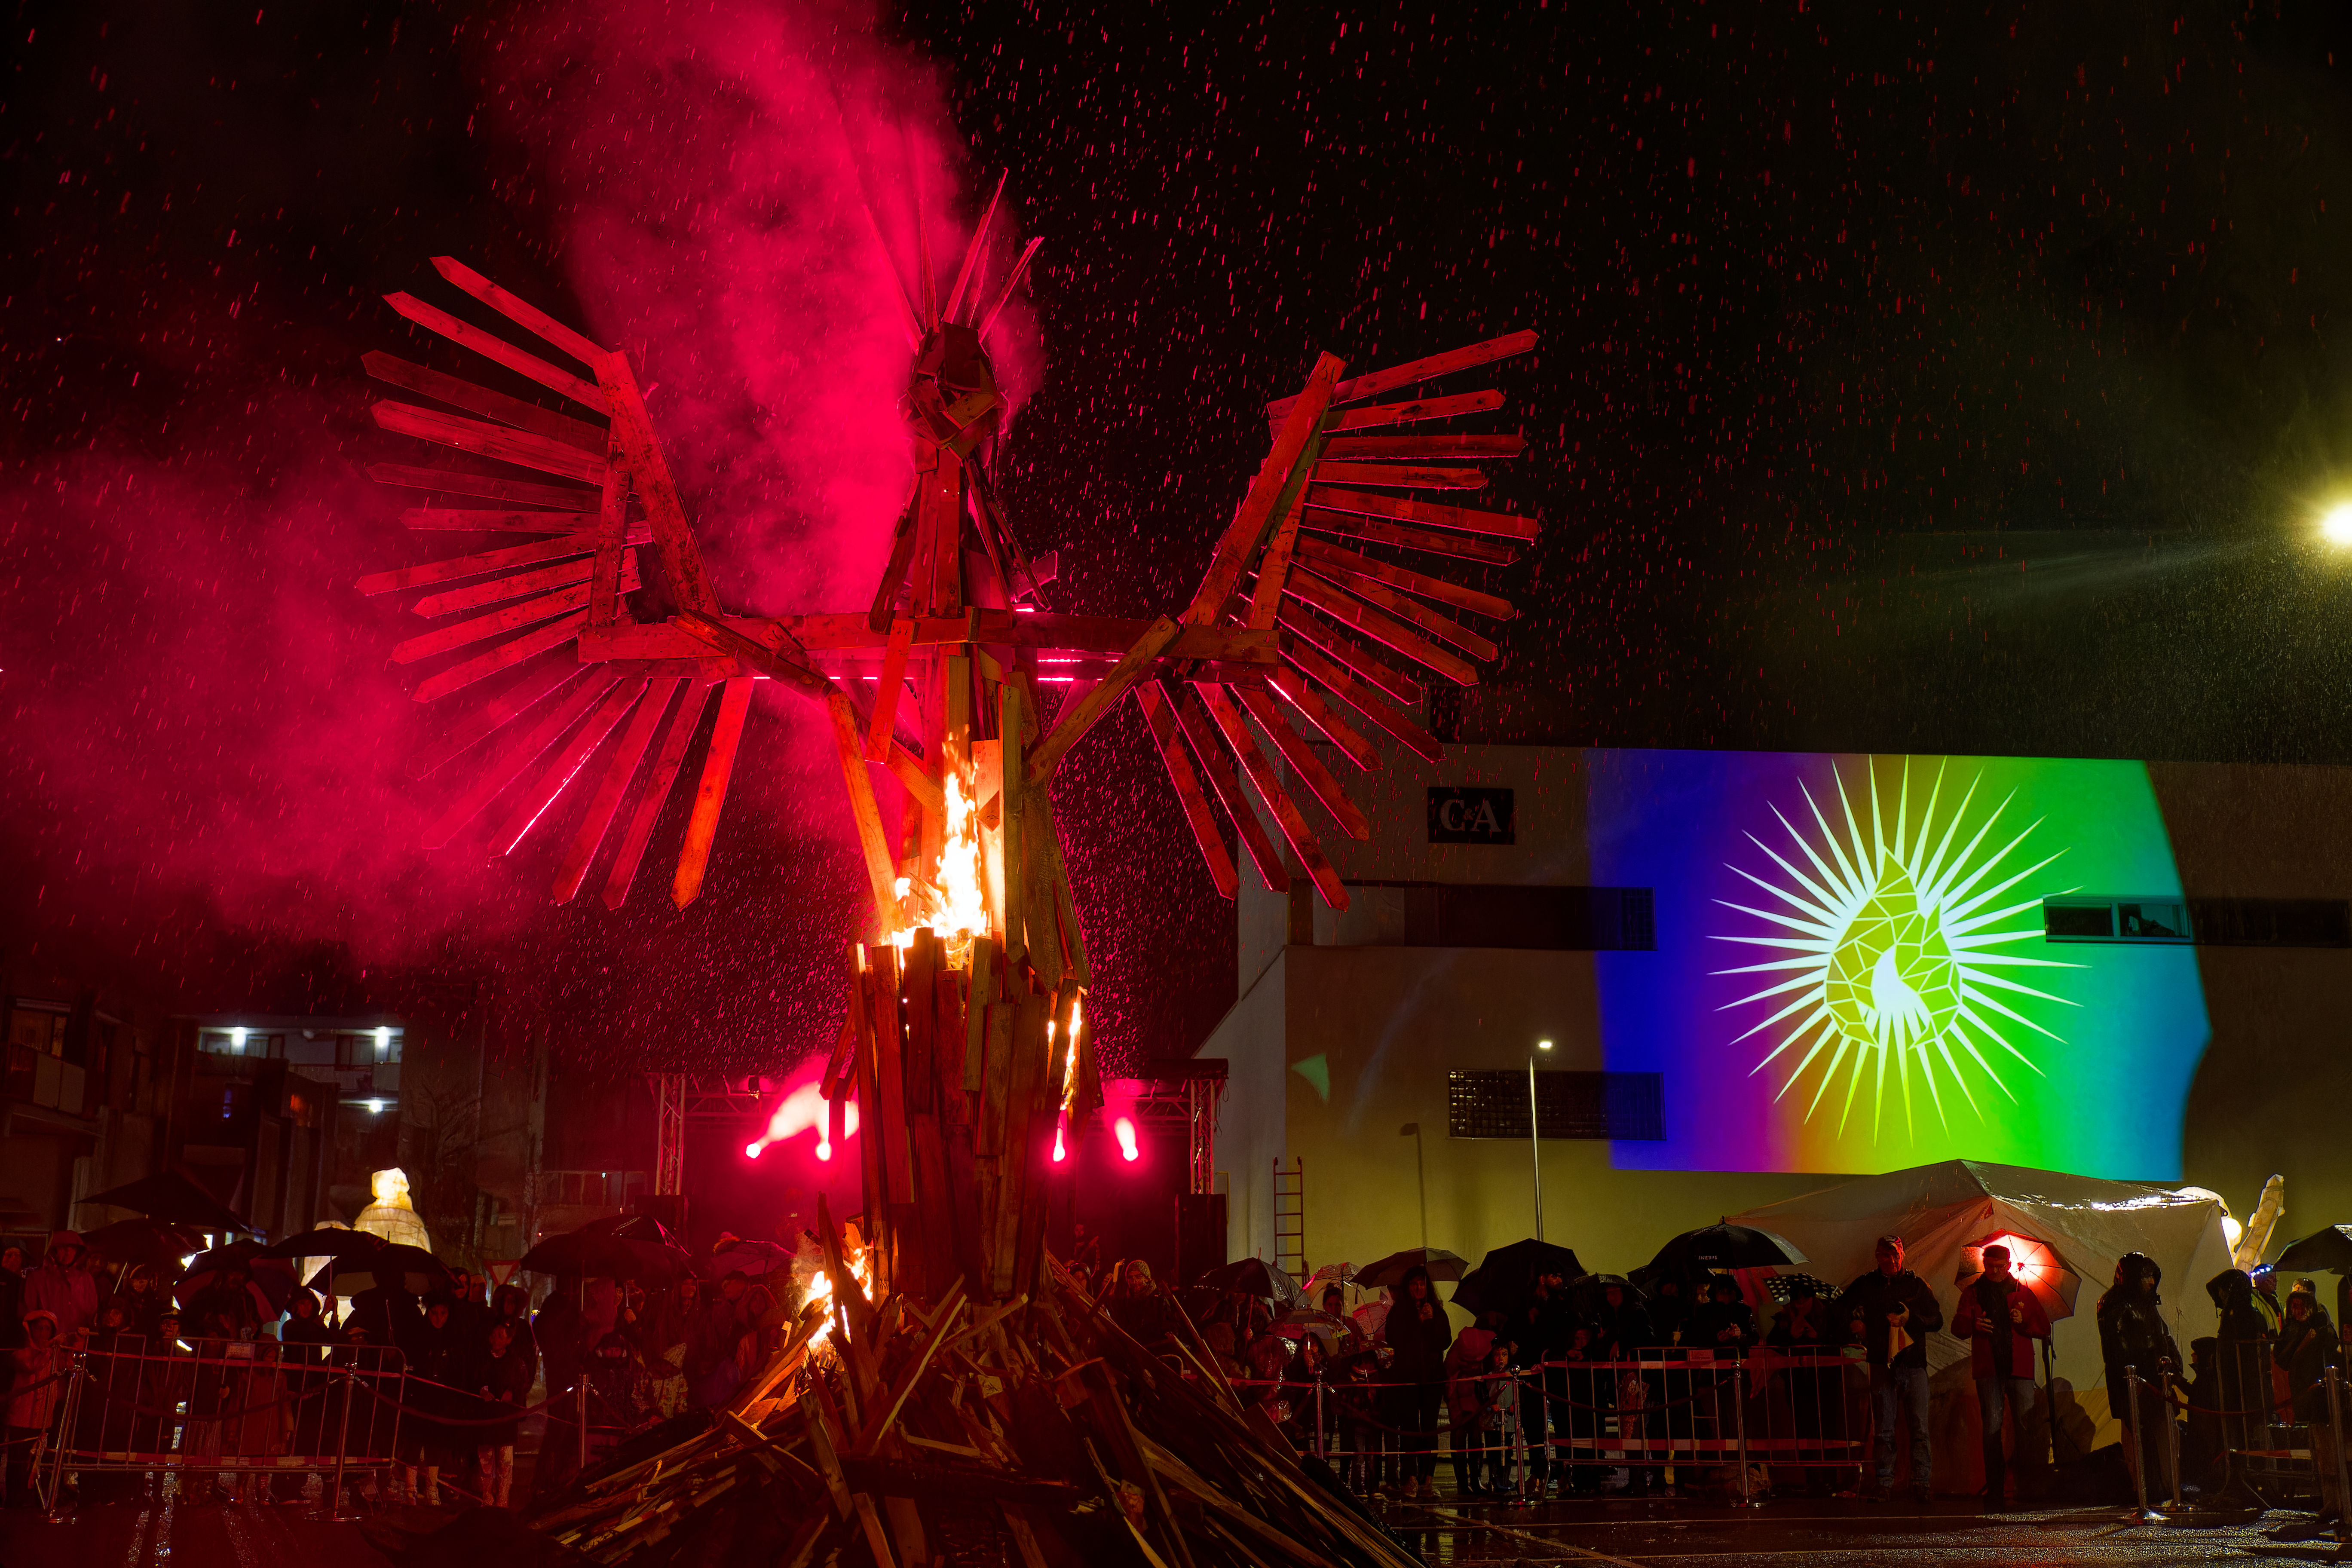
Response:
[1136,331,1539,909]
[355,255,845,913]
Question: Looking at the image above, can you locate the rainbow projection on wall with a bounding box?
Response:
[1587,750,2211,1178]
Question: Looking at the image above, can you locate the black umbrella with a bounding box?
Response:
[181,1246,296,1317]
[1355,1248,1469,1290]
[1567,1272,1637,1317]
[1476,1239,1586,1287]
[81,1170,253,1233]
[1194,1258,1305,1306]
[2273,1226,2352,1275]
[521,1229,687,1282]
[1765,1273,1838,1303]
[1648,1224,1808,1272]
[81,1217,207,1268]
[257,1228,388,1261]
[581,1213,687,1250]
[306,1243,453,1297]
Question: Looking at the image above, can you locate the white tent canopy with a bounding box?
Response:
[1729,1159,2234,1403]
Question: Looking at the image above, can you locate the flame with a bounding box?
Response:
[888,769,990,968]
[801,1227,876,1349]
[1059,995,1083,1113]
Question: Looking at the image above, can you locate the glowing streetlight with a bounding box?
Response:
[1114,1116,1140,1162]
[230,1026,248,1053]
[374,1026,392,1057]
[2323,503,2352,546]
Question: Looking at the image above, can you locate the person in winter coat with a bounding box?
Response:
[21,1232,99,1341]
[1591,1280,1663,1494]
[1686,1276,1757,1444]
[1766,1283,1843,1488]
[1330,1348,1389,1495]
[1473,1341,1521,1494]
[1836,1234,1944,1503]
[400,1294,470,1506]
[1951,1244,2053,1511]
[2277,1282,2346,1524]
[1445,1311,1499,1495]
[0,1244,25,1350]
[1383,1265,1455,1498]
[2097,1252,2184,1504]
[1647,1272,1695,1345]
[3,1312,63,1506]
[1106,1259,1173,1348]
[472,1319,535,1507]
[1506,1268,1576,1494]
[276,1287,339,1501]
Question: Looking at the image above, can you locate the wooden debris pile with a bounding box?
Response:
[527,933,1414,1568]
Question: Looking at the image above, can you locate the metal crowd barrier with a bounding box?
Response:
[21,1336,410,1519]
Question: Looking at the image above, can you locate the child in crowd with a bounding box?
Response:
[1474,1341,1521,1495]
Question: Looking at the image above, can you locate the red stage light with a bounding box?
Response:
[1052,1122,1067,1163]
[744,1141,763,1159]
[1114,1117,1139,1162]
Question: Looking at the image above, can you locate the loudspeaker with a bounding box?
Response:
[1175,1193,1227,1289]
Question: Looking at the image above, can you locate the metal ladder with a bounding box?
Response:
[1273,1156,1306,1283]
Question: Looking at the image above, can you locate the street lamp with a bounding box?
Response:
[2324,502,2352,546]
[1530,1039,1553,1240]
[1400,1123,1428,1248]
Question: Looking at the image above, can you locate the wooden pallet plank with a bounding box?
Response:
[1295,558,1497,659]
[1267,329,1537,418]
[372,399,609,485]
[1231,684,1371,841]
[493,676,649,856]
[865,618,916,762]
[600,680,715,909]
[1188,355,1344,625]
[411,551,637,620]
[1245,487,1310,632]
[997,681,1026,965]
[413,612,590,704]
[871,946,915,1207]
[1297,506,1519,566]
[1162,682,1291,894]
[1299,389,1504,436]
[943,172,1007,324]
[1295,536,1516,622]
[1195,684,1348,908]
[1025,616,1178,785]
[865,487,921,635]
[364,351,608,453]
[672,676,755,909]
[420,671,622,848]
[554,677,679,902]
[590,448,631,627]
[1132,685,1239,899]
[401,506,598,533]
[827,691,899,923]
[1318,432,1526,460]
[1309,462,1486,490]
[1281,569,1480,683]
[357,531,599,594]
[597,350,722,616]
[1274,601,1427,707]
[395,575,580,659]
[1265,663,1378,772]
[1279,635,1442,764]
[673,609,837,702]
[410,663,590,780]
[429,255,608,366]
[381,290,605,407]
[1299,484,1538,542]
[369,462,599,511]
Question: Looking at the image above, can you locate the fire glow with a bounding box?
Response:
[890,766,991,968]
[744,1077,861,1161]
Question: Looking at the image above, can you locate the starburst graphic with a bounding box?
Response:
[1711,758,2084,1140]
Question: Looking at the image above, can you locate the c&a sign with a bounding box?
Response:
[1427,786,1515,844]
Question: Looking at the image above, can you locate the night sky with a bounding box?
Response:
[9,1,2352,1076]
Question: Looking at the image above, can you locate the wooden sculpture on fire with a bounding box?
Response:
[353,188,1533,1297]
[346,179,1538,1568]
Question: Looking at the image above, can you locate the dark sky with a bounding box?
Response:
[9,0,2352,1074]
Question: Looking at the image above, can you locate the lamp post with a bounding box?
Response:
[1400,1123,1427,1248]
[1529,1039,1553,1240]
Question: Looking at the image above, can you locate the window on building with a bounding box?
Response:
[2043,896,2352,947]
[5,1001,69,1057]
[1447,1069,1666,1140]
[337,1032,403,1066]
[1347,884,1657,950]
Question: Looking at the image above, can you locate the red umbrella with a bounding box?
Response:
[1966,1231,2082,1323]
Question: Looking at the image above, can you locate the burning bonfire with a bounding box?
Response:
[342,135,1534,1566]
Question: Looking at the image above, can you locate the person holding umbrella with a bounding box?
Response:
[1384,1265,1455,1498]
[2275,1281,2345,1532]
[1951,1243,2052,1511]
[23,1232,98,1340]
[1837,1234,1944,1504]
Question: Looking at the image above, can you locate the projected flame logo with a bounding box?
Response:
[1712,759,2082,1139]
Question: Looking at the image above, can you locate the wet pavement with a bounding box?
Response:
[0,1482,2328,1566]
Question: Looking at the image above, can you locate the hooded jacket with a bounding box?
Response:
[2098,1252,2182,1390]
[2208,1269,2279,1341]
[2275,1295,2343,1425]
[22,1234,99,1336]
[1384,1269,1456,1385]
[1952,1272,2053,1379]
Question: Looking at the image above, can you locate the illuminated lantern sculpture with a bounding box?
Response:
[341,205,1533,1302]
[352,1167,432,1255]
